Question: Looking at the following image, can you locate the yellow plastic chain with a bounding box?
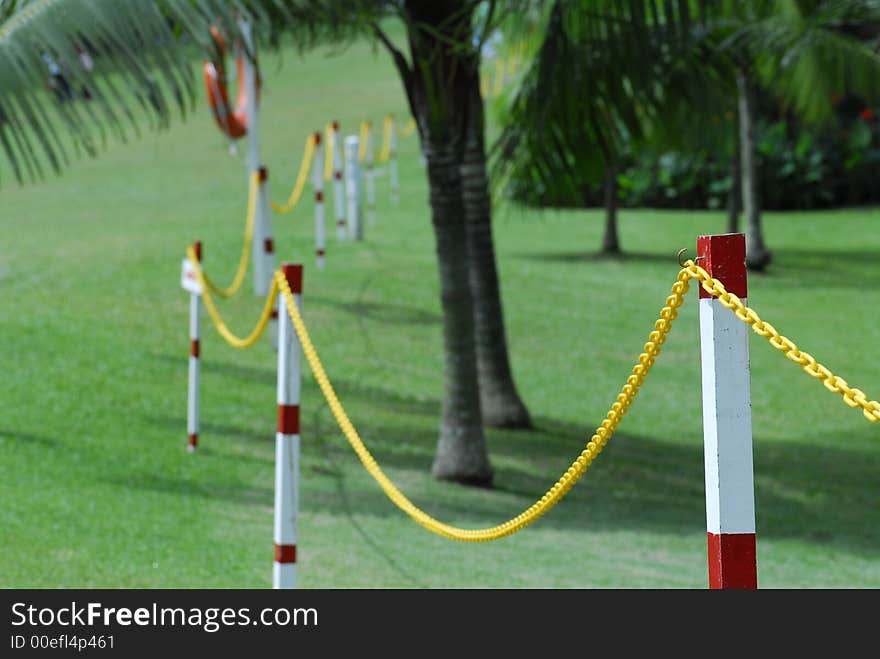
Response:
[358,120,371,162]
[322,123,335,182]
[276,268,690,541]
[275,261,878,542]
[684,260,880,423]
[188,245,277,349]
[376,114,394,164]
[400,117,416,138]
[272,134,318,214]
[202,171,259,299]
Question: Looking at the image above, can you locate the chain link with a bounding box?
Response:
[684,260,879,423]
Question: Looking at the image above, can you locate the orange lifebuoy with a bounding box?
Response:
[203,26,260,140]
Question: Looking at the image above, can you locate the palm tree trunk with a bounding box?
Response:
[424,142,494,486]
[736,67,771,270]
[460,77,531,429]
[727,117,741,234]
[601,165,620,254]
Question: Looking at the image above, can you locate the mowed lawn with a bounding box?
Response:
[1,31,879,589]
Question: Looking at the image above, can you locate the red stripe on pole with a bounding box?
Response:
[337,218,346,226]
[697,234,748,299]
[314,131,322,145]
[316,249,325,257]
[188,433,198,449]
[316,190,323,202]
[190,339,200,358]
[193,241,202,262]
[332,121,339,131]
[277,404,300,434]
[274,544,297,563]
[264,238,274,254]
[271,309,278,319]
[259,167,268,182]
[707,532,757,589]
[281,263,303,294]
[334,171,342,181]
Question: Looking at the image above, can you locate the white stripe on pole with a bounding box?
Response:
[697,232,757,590]
[331,122,346,241]
[345,135,363,241]
[365,126,376,226]
[274,263,302,589]
[312,132,326,271]
[389,118,399,207]
[186,241,202,453]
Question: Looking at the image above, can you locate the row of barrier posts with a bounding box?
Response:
[182,232,766,589]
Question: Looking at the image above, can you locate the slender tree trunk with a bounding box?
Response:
[601,165,620,254]
[394,1,494,485]
[460,75,531,429]
[425,143,493,485]
[736,67,771,271]
[727,117,741,234]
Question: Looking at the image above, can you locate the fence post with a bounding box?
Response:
[345,135,363,240]
[697,232,757,589]
[185,241,202,453]
[365,124,376,227]
[331,121,346,241]
[312,132,326,270]
[389,115,399,207]
[274,263,303,589]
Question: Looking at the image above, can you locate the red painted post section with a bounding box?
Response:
[697,232,757,589]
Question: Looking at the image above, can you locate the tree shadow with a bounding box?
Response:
[121,380,880,561]
[310,295,441,326]
[514,250,681,265]
[0,430,60,448]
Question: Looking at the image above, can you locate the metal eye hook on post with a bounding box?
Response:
[677,248,689,268]
[677,248,704,268]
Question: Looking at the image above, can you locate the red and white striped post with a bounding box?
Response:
[312,132,326,270]
[274,263,303,589]
[331,121,346,241]
[697,232,758,589]
[257,167,279,348]
[185,241,202,453]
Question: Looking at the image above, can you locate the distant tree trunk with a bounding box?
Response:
[601,165,620,254]
[460,73,531,429]
[727,117,741,234]
[736,66,772,271]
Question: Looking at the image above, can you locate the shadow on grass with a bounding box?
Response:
[311,295,441,326]
[763,249,880,289]
[0,430,60,448]
[126,378,880,559]
[514,250,681,265]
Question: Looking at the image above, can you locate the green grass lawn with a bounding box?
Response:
[2,30,879,589]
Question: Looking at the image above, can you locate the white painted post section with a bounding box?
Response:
[345,135,363,241]
[365,125,377,226]
[312,132,326,271]
[274,263,302,589]
[183,241,202,453]
[389,117,399,207]
[331,121,346,241]
[697,232,757,590]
